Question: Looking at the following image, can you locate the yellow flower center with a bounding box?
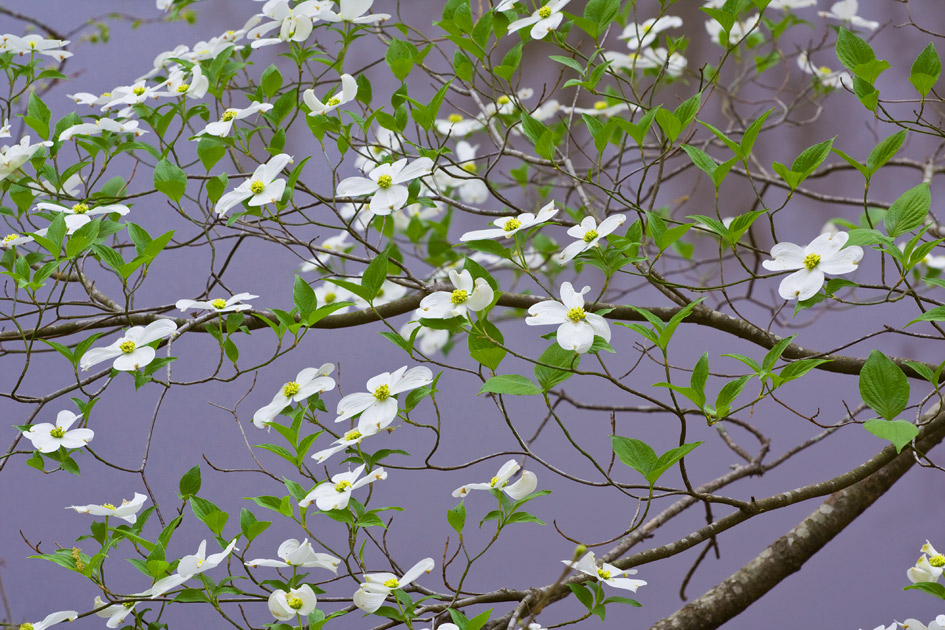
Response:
[29,41,37,49]
[49,426,66,438]
[211,298,227,309]
[250,180,266,194]
[72,202,90,214]
[3,233,20,244]
[287,596,304,610]
[177,83,190,93]
[582,229,599,243]
[489,475,501,487]
[462,162,477,173]
[377,174,393,189]
[931,555,945,568]
[566,307,586,322]
[324,292,336,303]
[133,86,146,96]
[383,578,399,588]
[226,30,235,36]
[497,95,511,105]
[221,110,238,121]
[503,218,522,232]
[819,65,832,74]
[374,384,390,400]
[101,503,116,510]
[282,381,300,397]
[327,97,341,107]
[101,92,111,98]
[119,340,136,353]
[538,6,552,18]
[450,289,469,304]
[335,480,352,492]
[448,113,463,123]
[593,101,608,110]
[597,568,612,580]
[803,253,821,270]
[20,624,34,630]
[344,429,362,441]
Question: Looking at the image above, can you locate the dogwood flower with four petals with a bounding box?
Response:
[245,538,341,572]
[353,558,435,612]
[254,363,337,428]
[268,584,318,621]
[22,410,94,453]
[563,551,646,592]
[5,35,72,61]
[526,282,611,353]
[176,539,239,577]
[335,365,434,436]
[58,118,145,142]
[336,157,434,215]
[157,65,209,99]
[322,0,391,24]
[299,464,387,511]
[197,101,273,137]
[66,492,148,524]
[762,231,863,301]
[17,611,78,630]
[797,51,851,90]
[304,73,357,116]
[460,201,558,241]
[0,136,53,182]
[400,311,450,356]
[620,16,682,50]
[1,233,34,249]
[507,0,570,40]
[818,0,879,30]
[420,269,494,319]
[93,597,137,629]
[907,540,945,584]
[557,214,626,263]
[215,153,291,216]
[35,200,130,234]
[901,616,945,630]
[176,292,257,314]
[311,427,373,463]
[79,319,178,371]
[452,459,538,499]
[247,0,329,48]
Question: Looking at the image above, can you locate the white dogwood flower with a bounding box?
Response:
[460,201,558,241]
[177,539,239,577]
[176,292,257,313]
[304,73,357,116]
[335,366,434,435]
[0,233,34,249]
[66,492,148,524]
[246,538,340,571]
[311,427,372,463]
[557,214,626,263]
[0,119,10,138]
[299,464,387,511]
[797,52,851,90]
[400,310,450,355]
[93,597,137,629]
[434,113,486,136]
[322,0,391,24]
[313,282,353,314]
[768,0,816,9]
[563,551,646,592]
[79,320,178,371]
[5,35,72,61]
[268,584,318,621]
[603,47,687,77]
[526,282,611,354]
[22,410,93,453]
[818,0,879,30]
[36,200,129,234]
[353,558,435,613]
[0,136,52,182]
[254,363,336,428]
[507,0,570,40]
[433,141,489,204]
[215,153,292,216]
[762,231,863,301]
[419,269,494,319]
[337,157,434,215]
[565,100,638,118]
[197,101,273,137]
[58,118,145,142]
[901,617,945,630]
[620,16,682,50]
[158,65,209,99]
[907,540,945,584]
[18,611,78,630]
[248,1,331,48]
[452,459,538,499]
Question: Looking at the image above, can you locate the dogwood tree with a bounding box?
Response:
[2,1,945,629]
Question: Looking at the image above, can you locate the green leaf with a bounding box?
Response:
[447,502,466,535]
[196,137,226,172]
[362,249,390,301]
[866,130,907,176]
[584,0,621,35]
[904,581,945,599]
[153,159,187,202]
[178,465,201,498]
[468,320,506,372]
[261,64,283,98]
[611,436,658,482]
[859,350,909,421]
[649,442,702,486]
[479,374,542,396]
[385,39,416,81]
[863,419,918,453]
[534,343,580,392]
[908,305,945,326]
[910,43,941,97]
[293,276,317,320]
[885,183,930,237]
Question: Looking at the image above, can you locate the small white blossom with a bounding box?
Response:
[907,540,945,584]
[246,538,340,571]
[322,0,391,24]
[268,584,318,621]
[176,292,257,313]
[197,101,273,137]
[762,231,863,301]
[557,214,626,263]
[304,73,357,116]
[299,464,387,511]
[311,427,373,463]
[563,551,646,592]
[420,269,494,319]
[254,364,336,428]
[0,136,52,182]
[79,319,178,371]
[215,153,292,216]
[22,410,93,453]
[177,539,239,577]
[620,16,682,50]
[818,0,879,30]
[797,51,851,90]
[337,157,434,215]
[335,366,433,436]
[507,0,570,40]
[5,34,72,61]
[58,118,146,142]
[19,611,78,630]
[460,201,558,241]
[452,459,538,499]
[353,558,435,613]
[526,282,611,353]
[66,492,147,524]
[36,200,130,234]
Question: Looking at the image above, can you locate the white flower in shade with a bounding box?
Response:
[508,0,570,40]
[400,311,450,355]
[253,364,336,428]
[322,0,391,23]
[620,16,682,50]
[705,12,760,46]
[433,141,489,204]
[177,539,239,577]
[5,35,72,61]
[797,51,851,90]
[157,0,173,10]
[197,102,273,137]
[248,1,330,48]
[1,233,34,249]
[176,292,257,313]
[22,410,93,453]
[563,551,646,592]
[215,153,292,216]
[352,278,408,309]
[158,65,209,99]
[36,200,130,234]
[304,74,357,116]
[300,232,352,271]
[494,0,516,10]
[299,464,387,511]
[337,157,434,216]
[484,88,534,117]
[0,119,10,138]
[762,231,863,301]
[392,200,444,232]
[907,540,945,584]
[603,47,687,77]
[0,136,52,182]
[420,269,494,319]
[58,118,145,142]
[354,126,402,172]
[93,598,136,628]
[451,459,538,499]
[335,366,434,436]
[531,98,564,122]
[313,282,353,313]
[434,113,486,137]
[460,201,558,241]
[769,0,816,9]
[557,214,626,263]
[268,584,318,621]
[245,538,341,572]
[103,81,164,109]
[818,0,879,30]
[901,617,945,630]
[526,282,611,354]
[311,427,372,463]
[353,558,435,613]
[566,100,638,118]
[18,611,78,630]
[79,319,178,371]
[66,492,147,524]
